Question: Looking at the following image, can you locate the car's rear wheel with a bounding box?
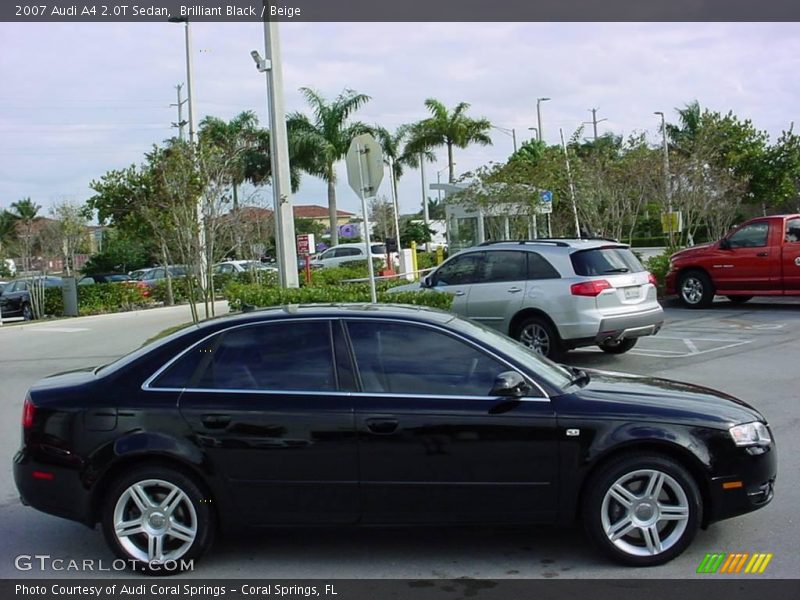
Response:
[516,316,563,361]
[22,303,33,321]
[598,338,638,354]
[678,270,715,308]
[582,454,702,566]
[101,466,214,574]
[727,295,752,304]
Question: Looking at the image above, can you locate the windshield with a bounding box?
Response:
[448,317,573,389]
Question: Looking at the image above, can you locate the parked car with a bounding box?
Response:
[13,305,776,571]
[389,239,663,360]
[78,273,131,285]
[130,266,187,297]
[213,260,277,275]
[0,276,63,320]
[667,214,800,308]
[309,242,388,269]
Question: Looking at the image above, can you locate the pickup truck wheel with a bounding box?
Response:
[598,338,638,354]
[727,296,752,304]
[678,271,714,308]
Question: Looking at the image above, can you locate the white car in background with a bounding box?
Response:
[309,243,388,269]
[213,260,277,274]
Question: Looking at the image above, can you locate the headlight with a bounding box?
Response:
[729,422,771,447]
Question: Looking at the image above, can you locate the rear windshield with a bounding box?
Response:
[370,244,387,254]
[570,247,644,276]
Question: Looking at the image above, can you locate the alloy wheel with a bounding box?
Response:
[600,469,690,557]
[519,323,550,356]
[112,479,198,564]
[680,277,704,305]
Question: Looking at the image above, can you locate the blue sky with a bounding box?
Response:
[1,22,799,219]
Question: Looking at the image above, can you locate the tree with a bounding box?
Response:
[82,230,153,274]
[399,219,434,247]
[48,201,88,275]
[368,196,395,241]
[10,197,41,271]
[287,88,372,245]
[0,210,18,257]
[405,99,493,183]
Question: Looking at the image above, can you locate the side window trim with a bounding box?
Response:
[343,318,548,400]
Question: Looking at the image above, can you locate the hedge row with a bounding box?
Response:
[43,282,149,317]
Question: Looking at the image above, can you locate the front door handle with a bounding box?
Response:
[365,418,399,435]
[201,414,231,429]
[757,252,769,257]
[453,290,466,297]
[507,287,523,293]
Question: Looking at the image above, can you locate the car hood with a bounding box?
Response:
[386,282,424,293]
[670,243,716,260]
[562,369,764,428]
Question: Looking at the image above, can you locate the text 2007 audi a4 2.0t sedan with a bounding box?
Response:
[14,305,776,572]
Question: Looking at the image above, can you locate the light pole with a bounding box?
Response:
[536,97,550,142]
[251,18,299,288]
[436,165,452,203]
[654,111,673,246]
[169,15,209,314]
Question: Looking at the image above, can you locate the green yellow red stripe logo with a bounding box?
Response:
[697,553,773,574]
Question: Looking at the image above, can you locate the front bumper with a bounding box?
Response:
[706,443,777,525]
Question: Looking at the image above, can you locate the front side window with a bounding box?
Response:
[339,247,362,257]
[347,321,508,396]
[433,252,483,286]
[727,222,769,248]
[151,321,336,392]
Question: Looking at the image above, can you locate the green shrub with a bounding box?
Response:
[42,282,149,317]
[645,248,682,287]
[224,281,453,312]
[415,251,444,271]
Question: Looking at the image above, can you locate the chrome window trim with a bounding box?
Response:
[142,314,550,401]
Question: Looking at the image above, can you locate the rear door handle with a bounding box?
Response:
[507,287,523,293]
[201,414,231,429]
[365,418,399,435]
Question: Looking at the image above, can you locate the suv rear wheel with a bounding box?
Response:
[515,316,563,361]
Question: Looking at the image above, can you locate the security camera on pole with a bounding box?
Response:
[346,133,384,304]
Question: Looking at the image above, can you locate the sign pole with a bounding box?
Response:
[357,143,378,303]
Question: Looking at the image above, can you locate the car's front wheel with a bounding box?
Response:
[515,316,563,361]
[598,338,638,354]
[582,454,702,566]
[101,465,215,574]
[678,270,715,308]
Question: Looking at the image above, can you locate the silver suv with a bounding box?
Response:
[392,239,664,359]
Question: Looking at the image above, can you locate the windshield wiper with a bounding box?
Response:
[567,366,591,388]
[603,267,629,273]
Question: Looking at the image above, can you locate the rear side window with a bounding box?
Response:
[371,244,386,254]
[570,247,644,276]
[151,321,336,392]
[527,253,560,279]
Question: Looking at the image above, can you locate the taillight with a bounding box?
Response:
[647,272,658,286]
[571,280,612,297]
[22,396,35,428]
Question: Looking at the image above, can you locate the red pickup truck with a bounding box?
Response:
[666,214,800,307]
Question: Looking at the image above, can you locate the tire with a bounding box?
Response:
[582,453,702,567]
[727,296,752,304]
[677,270,715,308]
[515,316,563,361]
[21,303,33,321]
[101,465,215,575]
[598,338,638,355]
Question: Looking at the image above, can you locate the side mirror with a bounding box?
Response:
[421,274,433,288]
[719,238,732,250]
[489,371,530,398]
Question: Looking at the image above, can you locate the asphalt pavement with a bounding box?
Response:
[0,297,796,580]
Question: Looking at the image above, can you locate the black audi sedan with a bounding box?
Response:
[14,305,776,572]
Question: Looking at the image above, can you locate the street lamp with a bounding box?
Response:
[528,126,538,141]
[654,111,673,245]
[536,97,550,142]
[168,16,196,143]
[250,16,299,288]
[436,165,452,204]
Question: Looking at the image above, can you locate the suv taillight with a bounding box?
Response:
[22,396,35,429]
[647,272,658,286]
[570,280,612,297]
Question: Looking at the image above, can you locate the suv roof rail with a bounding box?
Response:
[477,239,570,247]
[535,236,624,244]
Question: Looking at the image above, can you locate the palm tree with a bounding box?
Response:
[199,111,261,211]
[666,100,702,154]
[374,125,435,208]
[287,88,371,246]
[10,197,41,271]
[406,99,493,183]
[0,210,18,256]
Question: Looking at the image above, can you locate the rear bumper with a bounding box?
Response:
[13,448,94,526]
[594,306,664,344]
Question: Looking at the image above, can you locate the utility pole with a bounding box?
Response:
[420,153,430,232]
[512,128,517,152]
[584,108,608,141]
[170,83,187,141]
[560,128,581,238]
[536,97,550,142]
[654,111,673,246]
[252,13,299,288]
